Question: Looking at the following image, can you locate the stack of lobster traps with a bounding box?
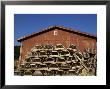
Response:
[14,44,97,76]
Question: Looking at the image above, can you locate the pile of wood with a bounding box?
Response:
[14,44,97,76]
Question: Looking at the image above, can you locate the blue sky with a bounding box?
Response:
[14,14,97,46]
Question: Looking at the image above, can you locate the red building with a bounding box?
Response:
[17,26,97,61]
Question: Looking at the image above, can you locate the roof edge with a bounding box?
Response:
[17,25,97,42]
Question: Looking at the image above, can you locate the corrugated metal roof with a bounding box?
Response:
[17,25,97,42]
